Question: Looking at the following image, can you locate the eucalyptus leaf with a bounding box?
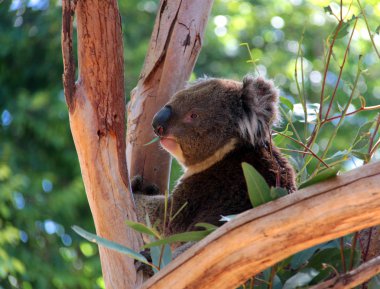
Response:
[283,268,319,289]
[323,6,332,15]
[368,274,380,289]
[195,222,218,231]
[125,220,160,238]
[149,235,160,273]
[352,121,374,150]
[280,96,294,111]
[292,103,320,123]
[298,167,339,189]
[72,225,150,265]
[351,150,370,162]
[242,162,271,207]
[220,214,238,222]
[290,245,321,270]
[142,230,213,249]
[144,137,160,146]
[273,123,293,146]
[270,187,288,200]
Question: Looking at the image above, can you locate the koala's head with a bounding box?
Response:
[152,76,279,167]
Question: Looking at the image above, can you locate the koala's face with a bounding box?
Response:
[152,77,279,167]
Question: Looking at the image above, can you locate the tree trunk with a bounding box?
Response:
[126,0,214,193]
[139,161,380,289]
[62,0,143,288]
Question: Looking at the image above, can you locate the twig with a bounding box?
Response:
[306,19,344,151]
[319,21,343,120]
[314,57,363,173]
[294,29,307,139]
[273,130,329,168]
[323,105,380,123]
[309,255,380,289]
[357,0,380,58]
[279,106,302,142]
[278,148,312,155]
[349,232,359,270]
[325,17,358,119]
[368,114,380,161]
[340,237,347,273]
[370,139,380,158]
[363,228,373,262]
[268,264,277,289]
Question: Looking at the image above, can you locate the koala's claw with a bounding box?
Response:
[131,175,160,195]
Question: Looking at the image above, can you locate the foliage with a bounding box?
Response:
[1,0,380,288]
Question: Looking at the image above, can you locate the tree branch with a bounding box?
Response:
[309,255,380,289]
[139,161,380,289]
[62,0,143,287]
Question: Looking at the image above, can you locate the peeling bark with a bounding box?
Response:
[62,0,143,288]
[126,0,214,193]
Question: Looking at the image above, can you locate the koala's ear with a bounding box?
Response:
[239,76,280,145]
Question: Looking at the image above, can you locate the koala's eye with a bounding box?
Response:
[190,113,198,119]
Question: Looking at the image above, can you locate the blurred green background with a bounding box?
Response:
[1,0,379,288]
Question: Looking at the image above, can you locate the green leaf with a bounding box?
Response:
[273,123,293,146]
[142,230,213,249]
[125,220,160,238]
[324,150,349,164]
[283,268,319,289]
[334,16,357,40]
[72,225,150,265]
[351,150,370,162]
[144,137,160,146]
[368,274,380,289]
[352,121,374,150]
[270,187,288,200]
[195,223,218,231]
[323,6,332,15]
[280,96,293,111]
[298,167,339,189]
[375,25,380,35]
[148,235,160,273]
[220,214,238,222]
[242,162,271,207]
[308,247,360,283]
[290,245,320,270]
[337,102,344,112]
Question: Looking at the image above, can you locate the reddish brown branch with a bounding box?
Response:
[323,105,380,124]
[325,18,358,120]
[61,0,76,112]
[273,130,330,168]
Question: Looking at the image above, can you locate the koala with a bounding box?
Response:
[132,76,296,239]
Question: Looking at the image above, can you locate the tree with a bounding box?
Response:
[62,0,380,288]
[62,0,212,287]
[1,0,380,288]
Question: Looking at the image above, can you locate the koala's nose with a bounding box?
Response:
[152,105,172,136]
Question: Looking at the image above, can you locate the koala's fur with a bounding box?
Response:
[132,76,296,238]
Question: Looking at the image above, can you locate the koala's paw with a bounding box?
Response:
[135,249,154,277]
[131,175,160,195]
